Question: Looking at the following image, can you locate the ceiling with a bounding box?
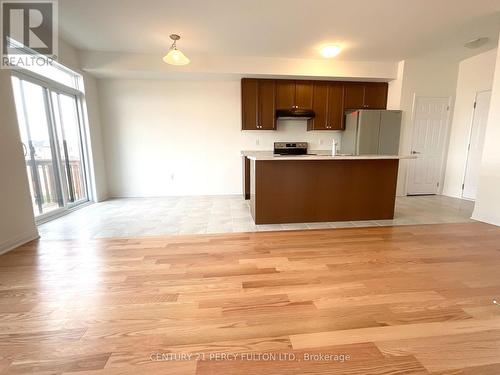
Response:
[59,0,500,61]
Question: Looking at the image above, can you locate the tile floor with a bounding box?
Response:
[38,195,475,240]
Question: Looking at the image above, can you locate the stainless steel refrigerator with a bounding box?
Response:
[341,110,402,155]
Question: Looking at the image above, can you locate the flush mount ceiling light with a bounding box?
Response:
[163,34,190,65]
[320,45,342,58]
[464,37,489,49]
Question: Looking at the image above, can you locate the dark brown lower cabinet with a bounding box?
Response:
[250,159,399,224]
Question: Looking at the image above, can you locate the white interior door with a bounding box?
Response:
[462,90,491,200]
[407,97,450,195]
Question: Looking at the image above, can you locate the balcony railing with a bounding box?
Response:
[26,159,85,213]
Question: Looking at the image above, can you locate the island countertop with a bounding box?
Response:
[241,150,415,161]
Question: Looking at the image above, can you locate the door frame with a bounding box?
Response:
[405,94,453,195]
[11,70,93,224]
[461,89,491,201]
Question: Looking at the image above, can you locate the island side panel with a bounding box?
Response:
[252,159,399,224]
[242,156,250,200]
[249,159,257,219]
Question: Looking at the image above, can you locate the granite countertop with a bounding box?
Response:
[241,150,415,161]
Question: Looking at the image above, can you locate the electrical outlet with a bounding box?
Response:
[319,139,324,145]
[256,139,260,146]
[170,173,175,180]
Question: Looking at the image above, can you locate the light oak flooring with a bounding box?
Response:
[38,195,474,240]
[1,222,500,374]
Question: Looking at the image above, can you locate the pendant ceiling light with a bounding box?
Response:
[163,34,190,65]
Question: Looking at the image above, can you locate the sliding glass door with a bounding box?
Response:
[51,92,88,205]
[12,75,89,219]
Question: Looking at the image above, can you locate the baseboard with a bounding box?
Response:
[440,191,462,199]
[471,211,500,227]
[0,229,40,256]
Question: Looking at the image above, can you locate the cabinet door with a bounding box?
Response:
[295,80,313,108]
[308,81,329,130]
[327,83,344,130]
[343,83,365,109]
[241,78,258,130]
[258,80,276,130]
[275,80,295,109]
[364,82,388,109]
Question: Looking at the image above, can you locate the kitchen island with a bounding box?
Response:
[242,151,413,224]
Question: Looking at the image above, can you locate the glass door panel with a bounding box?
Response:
[51,92,88,204]
[12,77,63,217]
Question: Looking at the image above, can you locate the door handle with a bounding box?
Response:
[21,142,27,157]
[411,150,421,155]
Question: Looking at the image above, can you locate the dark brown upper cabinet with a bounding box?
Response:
[276,80,295,109]
[364,83,389,109]
[276,80,313,109]
[242,78,388,131]
[343,83,365,109]
[241,78,276,130]
[241,78,258,130]
[309,82,328,130]
[344,82,388,110]
[295,81,313,108]
[327,83,345,130]
[258,80,277,130]
[308,82,344,131]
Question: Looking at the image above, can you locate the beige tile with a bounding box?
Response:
[38,195,475,240]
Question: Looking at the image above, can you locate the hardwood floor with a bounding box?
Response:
[1,222,500,374]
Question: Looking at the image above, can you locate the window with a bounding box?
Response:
[11,61,91,221]
[7,37,83,90]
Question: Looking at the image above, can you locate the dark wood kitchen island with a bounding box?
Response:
[243,152,412,224]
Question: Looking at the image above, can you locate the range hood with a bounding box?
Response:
[276,108,315,120]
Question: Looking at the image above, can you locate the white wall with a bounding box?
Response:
[473,41,500,226]
[82,74,109,201]
[99,53,461,198]
[98,78,343,197]
[0,70,39,254]
[443,49,497,198]
[395,55,459,195]
[386,61,405,110]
